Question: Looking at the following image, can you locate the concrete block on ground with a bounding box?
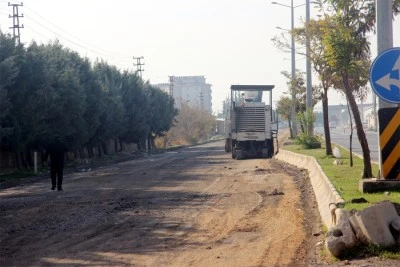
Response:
[359,179,400,193]
[348,212,370,245]
[349,201,399,247]
[391,217,400,232]
[325,209,357,257]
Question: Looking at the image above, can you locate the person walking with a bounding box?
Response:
[45,136,67,191]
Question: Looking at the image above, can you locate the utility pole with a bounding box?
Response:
[133,56,144,78]
[375,0,399,179]
[376,1,396,112]
[8,2,24,45]
[305,0,313,136]
[133,56,146,153]
[272,0,298,137]
[373,94,377,131]
[290,0,298,137]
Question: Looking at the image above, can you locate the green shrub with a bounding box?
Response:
[295,133,322,149]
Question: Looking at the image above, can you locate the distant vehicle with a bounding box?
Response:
[224,85,278,159]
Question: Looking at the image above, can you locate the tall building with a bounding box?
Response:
[154,76,212,113]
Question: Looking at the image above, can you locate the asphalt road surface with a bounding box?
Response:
[0,132,327,267]
[315,126,379,163]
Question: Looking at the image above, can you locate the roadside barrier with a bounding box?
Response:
[275,149,345,228]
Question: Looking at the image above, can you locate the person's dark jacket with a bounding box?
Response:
[45,139,67,168]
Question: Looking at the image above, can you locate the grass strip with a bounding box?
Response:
[282,139,400,211]
[283,138,400,259]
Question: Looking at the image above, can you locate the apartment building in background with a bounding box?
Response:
[154,75,212,113]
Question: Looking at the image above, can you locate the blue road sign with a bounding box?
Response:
[370,47,400,104]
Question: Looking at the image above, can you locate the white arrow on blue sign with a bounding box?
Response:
[370,47,400,104]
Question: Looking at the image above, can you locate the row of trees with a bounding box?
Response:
[0,31,178,169]
[275,0,400,178]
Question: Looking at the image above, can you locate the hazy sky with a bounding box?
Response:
[0,0,399,113]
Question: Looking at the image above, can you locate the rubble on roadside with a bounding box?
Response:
[325,201,400,257]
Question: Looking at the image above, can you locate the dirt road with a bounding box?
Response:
[1,134,323,266]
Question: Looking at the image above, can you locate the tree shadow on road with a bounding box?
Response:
[0,142,241,266]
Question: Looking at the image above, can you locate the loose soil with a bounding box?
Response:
[1,131,398,266]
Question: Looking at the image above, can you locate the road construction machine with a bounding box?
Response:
[225,85,278,159]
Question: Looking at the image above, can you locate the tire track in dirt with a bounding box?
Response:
[1,134,315,266]
[162,152,307,267]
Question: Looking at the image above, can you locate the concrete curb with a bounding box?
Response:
[275,149,345,228]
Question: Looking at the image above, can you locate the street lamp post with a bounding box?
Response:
[290,0,297,137]
[306,0,313,136]
[375,0,399,178]
[272,0,301,136]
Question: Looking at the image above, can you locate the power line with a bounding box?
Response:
[8,1,23,44]
[0,0,17,4]
[24,24,53,40]
[23,4,129,59]
[2,0,160,81]
[145,63,168,81]
[25,15,91,49]
[1,1,133,62]
[24,13,122,60]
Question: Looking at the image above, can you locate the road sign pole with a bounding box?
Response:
[375,0,400,179]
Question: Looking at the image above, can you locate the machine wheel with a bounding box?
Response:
[261,139,274,158]
[268,139,275,157]
[262,149,269,158]
[225,138,232,153]
[235,150,244,160]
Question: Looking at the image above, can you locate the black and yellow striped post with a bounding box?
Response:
[378,107,400,179]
